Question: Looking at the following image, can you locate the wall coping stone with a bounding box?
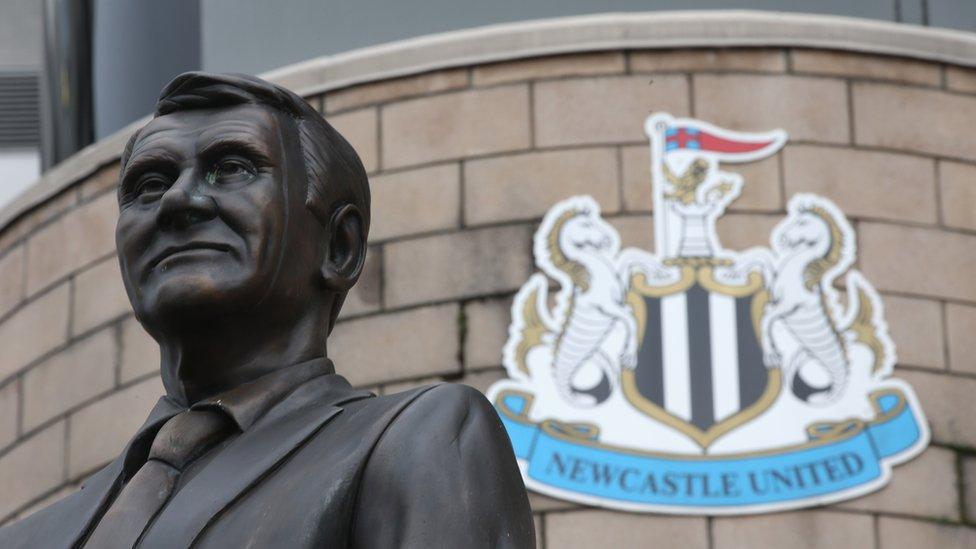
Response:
[3,10,976,238]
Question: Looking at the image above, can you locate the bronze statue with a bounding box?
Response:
[0,72,534,548]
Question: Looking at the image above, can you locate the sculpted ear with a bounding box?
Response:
[321,204,366,291]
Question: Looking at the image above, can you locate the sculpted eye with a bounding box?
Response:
[207,157,255,186]
[132,174,169,202]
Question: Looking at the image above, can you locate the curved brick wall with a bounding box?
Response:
[1,41,976,546]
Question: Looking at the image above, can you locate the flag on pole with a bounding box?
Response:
[647,113,787,163]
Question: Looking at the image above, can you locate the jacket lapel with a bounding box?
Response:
[72,398,180,547]
[139,374,371,549]
[69,397,179,548]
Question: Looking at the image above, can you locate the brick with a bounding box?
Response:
[465,297,513,369]
[0,283,70,382]
[878,517,976,549]
[464,148,620,226]
[854,83,976,162]
[946,66,976,93]
[714,511,873,549]
[77,164,120,200]
[715,213,780,250]
[965,456,976,523]
[68,376,163,479]
[609,214,655,251]
[0,192,79,256]
[384,225,532,308]
[534,76,688,147]
[532,514,542,549]
[546,510,708,549]
[730,154,783,212]
[630,48,786,73]
[330,304,460,386]
[860,222,976,302]
[0,245,25,319]
[0,217,30,257]
[72,257,131,335]
[621,146,653,212]
[381,376,442,395]
[0,379,17,449]
[382,86,530,169]
[784,146,937,223]
[369,163,459,241]
[338,247,382,319]
[939,161,976,231]
[838,446,958,519]
[884,295,944,370]
[25,193,117,296]
[21,189,78,234]
[946,303,976,375]
[527,490,579,512]
[473,52,625,86]
[22,328,115,430]
[458,368,506,395]
[383,375,496,399]
[696,75,849,144]
[0,420,64,519]
[899,369,976,447]
[328,108,378,173]
[307,94,324,114]
[792,50,941,86]
[119,316,160,383]
[326,68,468,112]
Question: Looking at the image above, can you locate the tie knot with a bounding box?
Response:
[149,408,236,471]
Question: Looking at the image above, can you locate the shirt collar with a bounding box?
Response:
[180,358,334,431]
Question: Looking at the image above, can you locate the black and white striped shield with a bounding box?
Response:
[622,267,782,449]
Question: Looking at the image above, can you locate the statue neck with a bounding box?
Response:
[156,308,330,406]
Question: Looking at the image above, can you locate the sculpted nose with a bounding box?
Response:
[156,176,217,230]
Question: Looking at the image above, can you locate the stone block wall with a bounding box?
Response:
[0,46,975,547]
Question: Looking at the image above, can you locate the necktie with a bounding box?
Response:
[84,409,236,549]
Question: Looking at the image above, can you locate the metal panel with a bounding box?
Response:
[0,72,40,147]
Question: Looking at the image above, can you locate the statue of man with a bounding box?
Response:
[0,72,534,548]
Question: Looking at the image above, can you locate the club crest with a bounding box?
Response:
[486,113,929,515]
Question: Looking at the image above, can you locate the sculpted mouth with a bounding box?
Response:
[148,243,233,270]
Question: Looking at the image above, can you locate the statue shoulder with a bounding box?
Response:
[352,383,534,546]
[388,382,498,431]
[359,381,513,478]
[365,382,508,463]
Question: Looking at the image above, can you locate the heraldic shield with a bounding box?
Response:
[624,262,778,449]
[486,112,930,515]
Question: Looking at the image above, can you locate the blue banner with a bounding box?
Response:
[495,388,923,510]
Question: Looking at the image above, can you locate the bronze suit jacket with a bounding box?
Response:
[0,375,535,548]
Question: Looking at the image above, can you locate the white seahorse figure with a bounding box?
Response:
[761,195,866,405]
[509,197,639,407]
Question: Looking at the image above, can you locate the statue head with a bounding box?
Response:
[116,72,369,396]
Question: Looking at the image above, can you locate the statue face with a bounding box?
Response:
[116,104,318,330]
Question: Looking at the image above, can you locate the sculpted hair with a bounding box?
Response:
[122,72,370,330]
